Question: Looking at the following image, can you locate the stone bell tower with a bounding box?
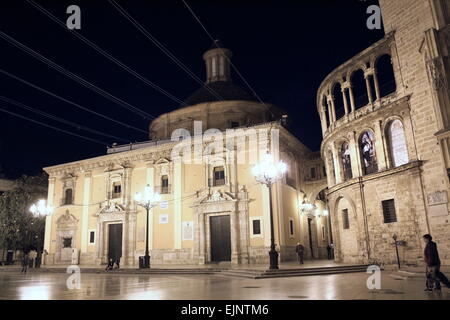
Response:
[203,40,232,83]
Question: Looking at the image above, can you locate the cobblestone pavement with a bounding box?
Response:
[0,271,449,300]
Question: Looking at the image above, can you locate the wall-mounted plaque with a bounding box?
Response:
[427,191,448,206]
[159,214,168,224]
[182,221,194,241]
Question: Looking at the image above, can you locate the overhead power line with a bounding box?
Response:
[26,0,186,108]
[108,0,224,102]
[180,0,275,117]
[0,68,148,134]
[0,106,108,146]
[0,95,130,143]
[0,30,156,121]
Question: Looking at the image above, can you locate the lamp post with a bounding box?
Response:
[252,153,287,270]
[134,184,161,268]
[29,199,54,218]
[393,234,401,269]
[29,200,53,267]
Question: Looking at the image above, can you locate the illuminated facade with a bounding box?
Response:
[43,43,329,266]
[318,0,450,265]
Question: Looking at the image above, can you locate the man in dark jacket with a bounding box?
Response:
[423,234,450,291]
[295,243,304,265]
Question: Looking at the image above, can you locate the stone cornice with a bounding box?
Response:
[327,160,422,196]
[44,121,314,177]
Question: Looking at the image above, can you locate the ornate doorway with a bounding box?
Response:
[210,215,231,262]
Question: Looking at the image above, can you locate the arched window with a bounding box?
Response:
[64,188,73,205]
[387,119,409,167]
[376,54,396,97]
[332,83,345,120]
[359,131,378,175]
[340,142,352,180]
[351,69,369,109]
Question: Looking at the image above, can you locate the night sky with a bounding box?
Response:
[0,0,383,179]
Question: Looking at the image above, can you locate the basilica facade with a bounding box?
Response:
[317,0,450,266]
[42,43,328,266]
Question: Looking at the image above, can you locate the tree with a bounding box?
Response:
[0,173,48,257]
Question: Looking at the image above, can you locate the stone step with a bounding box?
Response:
[220,265,370,279]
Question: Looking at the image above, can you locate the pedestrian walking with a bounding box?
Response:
[327,244,332,260]
[21,251,29,274]
[295,243,304,265]
[330,243,335,259]
[423,234,450,291]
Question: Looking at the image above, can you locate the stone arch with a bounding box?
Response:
[330,194,361,263]
[351,69,369,109]
[375,54,396,97]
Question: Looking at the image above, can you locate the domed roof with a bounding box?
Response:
[184,81,257,106]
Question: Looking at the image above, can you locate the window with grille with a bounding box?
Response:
[342,209,350,229]
[112,182,121,198]
[213,166,225,186]
[252,219,261,235]
[63,237,72,248]
[161,175,169,194]
[382,199,397,223]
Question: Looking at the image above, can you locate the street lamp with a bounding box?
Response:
[252,153,287,270]
[134,184,161,268]
[29,199,54,217]
[29,200,53,267]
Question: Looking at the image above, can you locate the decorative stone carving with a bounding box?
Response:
[98,202,125,214]
[56,210,78,229]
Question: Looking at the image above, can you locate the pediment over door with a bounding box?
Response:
[56,210,78,229]
[96,202,126,216]
[199,191,236,204]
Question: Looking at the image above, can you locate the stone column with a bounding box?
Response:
[146,164,154,250]
[364,72,374,103]
[348,86,356,112]
[331,142,343,184]
[341,87,349,115]
[373,71,381,100]
[320,106,328,136]
[327,100,334,126]
[80,172,91,254]
[230,209,239,264]
[348,131,362,178]
[328,95,337,123]
[374,120,388,170]
[198,212,206,264]
[174,160,182,249]
[43,177,55,263]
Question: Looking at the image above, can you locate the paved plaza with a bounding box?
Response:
[0,269,449,300]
